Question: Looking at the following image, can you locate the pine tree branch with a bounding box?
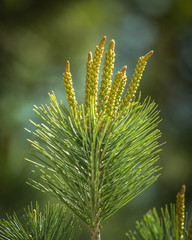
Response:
[126,185,192,240]
[0,202,80,240]
[26,36,162,239]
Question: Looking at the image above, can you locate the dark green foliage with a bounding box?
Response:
[0,202,79,240]
[26,91,162,226]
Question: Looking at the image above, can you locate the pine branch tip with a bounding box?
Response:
[99,36,106,48]
[88,52,93,61]
[180,184,186,194]
[65,60,70,73]
[109,39,115,51]
[143,50,154,61]
[121,65,127,72]
[120,66,127,76]
[33,209,37,223]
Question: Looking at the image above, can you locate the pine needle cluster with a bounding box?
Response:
[0,202,79,240]
[126,185,192,240]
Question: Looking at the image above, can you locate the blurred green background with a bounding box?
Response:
[0,0,192,239]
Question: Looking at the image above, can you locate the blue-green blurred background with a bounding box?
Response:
[0,0,192,239]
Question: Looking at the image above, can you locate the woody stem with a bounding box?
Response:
[90,222,101,240]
